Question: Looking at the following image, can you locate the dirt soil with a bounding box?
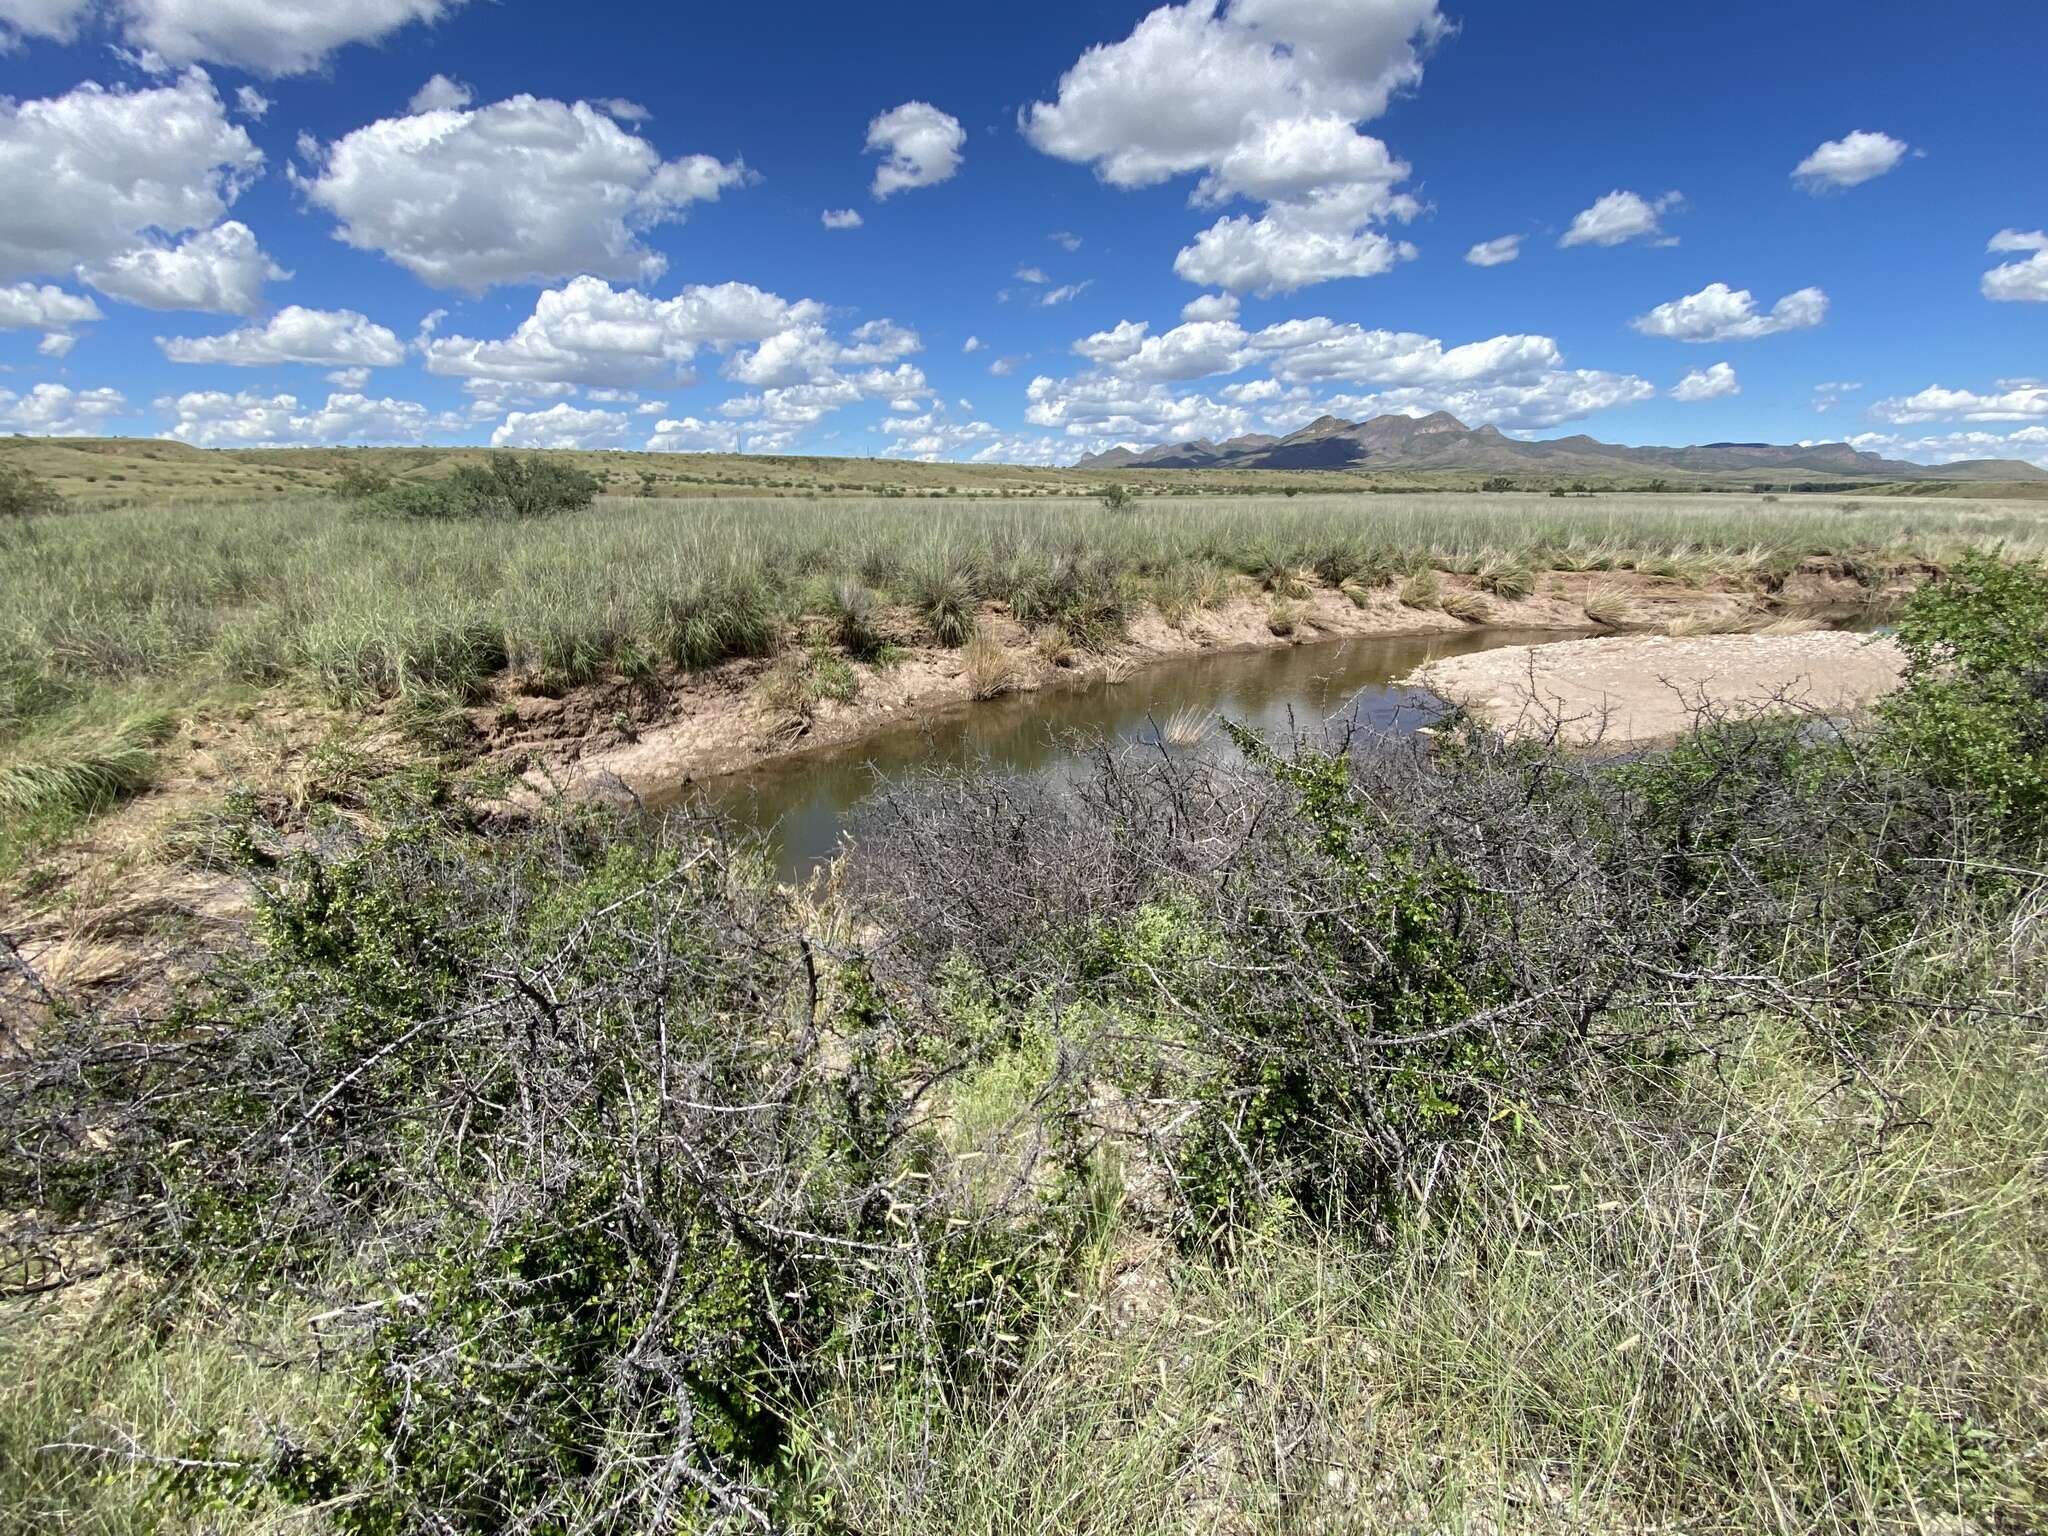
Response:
[488,570,1862,807]
[1409,629,1908,747]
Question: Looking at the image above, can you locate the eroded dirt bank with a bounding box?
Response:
[1410,630,1907,747]
[491,566,1887,806]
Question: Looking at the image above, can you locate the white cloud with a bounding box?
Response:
[159,305,405,367]
[1015,265,1050,284]
[79,219,283,314]
[821,208,863,229]
[1050,230,1082,251]
[38,332,78,357]
[0,71,264,288]
[326,366,371,389]
[1174,207,1415,295]
[116,0,463,77]
[1982,229,2048,303]
[407,73,472,114]
[1868,382,2048,424]
[0,381,126,434]
[1031,313,1654,445]
[962,335,983,353]
[1464,234,1520,267]
[1559,189,1681,248]
[1792,130,1910,192]
[420,276,840,388]
[1181,291,1240,322]
[1812,379,1861,412]
[989,356,1022,377]
[490,400,629,449]
[1848,426,2048,472]
[1671,361,1739,401]
[0,0,91,45]
[1025,1,1444,295]
[646,415,741,453]
[1039,281,1092,307]
[0,282,101,343]
[296,93,751,290]
[1630,282,1827,342]
[865,100,963,198]
[1024,0,1443,187]
[156,386,460,446]
[233,85,270,119]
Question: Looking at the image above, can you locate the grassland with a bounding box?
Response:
[4,482,2046,868]
[9,434,2048,505]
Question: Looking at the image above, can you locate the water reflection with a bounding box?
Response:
[667,628,1573,878]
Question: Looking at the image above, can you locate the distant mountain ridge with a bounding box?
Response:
[1073,411,2045,482]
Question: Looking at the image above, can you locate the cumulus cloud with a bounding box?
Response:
[962,335,983,353]
[1630,282,1827,342]
[0,71,266,295]
[1559,189,1681,248]
[1464,234,1520,267]
[821,208,863,229]
[1024,0,1444,295]
[1175,209,1415,295]
[0,0,89,45]
[79,220,284,314]
[295,94,751,290]
[407,74,472,114]
[420,277,826,387]
[1982,229,2048,303]
[646,415,742,453]
[115,0,463,76]
[0,380,126,434]
[865,101,964,198]
[490,401,630,450]
[1181,292,1239,322]
[156,386,461,446]
[233,85,270,119]
[1868,381,2048,424]
[1671,361,1739,401]
[159,305,405,367]
[1848,426,2048,472]
[1029,311,1653,446]
[1792,130,1910,192]
[0,282,102,352]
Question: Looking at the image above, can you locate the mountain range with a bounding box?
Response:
[1072,411,2045,482]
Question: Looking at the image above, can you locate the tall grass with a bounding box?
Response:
[1,489,2042,796]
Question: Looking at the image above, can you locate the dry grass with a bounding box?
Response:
[963,627,1019,699]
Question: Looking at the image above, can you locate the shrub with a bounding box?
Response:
[1878,551,2048,836]
[358,455,599,520]
[0,464,61,520]
[1099,483,1133,511]
[330,462,393,500]
[828,580,886,660]
[910,557,981,647]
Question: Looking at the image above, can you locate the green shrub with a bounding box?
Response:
[1877,551,2048,836]
[357,456,599,520]
[0,464,61,519]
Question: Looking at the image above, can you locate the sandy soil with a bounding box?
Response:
[1409,629,1907,747]
[495,564,1892,805]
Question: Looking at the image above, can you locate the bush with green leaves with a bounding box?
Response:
[356,454,599,520]
[1877,550,2048,836]
[0,464,61,520]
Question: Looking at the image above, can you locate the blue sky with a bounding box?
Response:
[2,0,2044,466]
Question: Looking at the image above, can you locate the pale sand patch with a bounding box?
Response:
[1410,631,1906,747]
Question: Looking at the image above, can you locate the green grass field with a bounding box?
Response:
[3,484,2045,864]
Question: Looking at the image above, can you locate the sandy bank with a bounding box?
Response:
[1409,630,1907,746]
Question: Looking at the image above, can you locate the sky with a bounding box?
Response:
[1,0,2045,468]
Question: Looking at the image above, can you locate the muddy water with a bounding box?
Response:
[668,628,1575,879]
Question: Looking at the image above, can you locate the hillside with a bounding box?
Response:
[1075,410,2047,483]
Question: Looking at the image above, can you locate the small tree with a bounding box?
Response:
[1099,482,1133,511]
[0,463,62,519]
